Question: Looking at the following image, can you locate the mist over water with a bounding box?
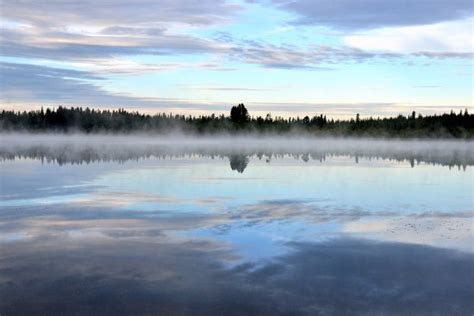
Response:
[1,134,473,315]
[1,133,472,168]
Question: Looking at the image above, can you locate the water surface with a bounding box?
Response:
[1,136,473,315]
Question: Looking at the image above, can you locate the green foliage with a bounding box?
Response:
[1,105,473,138]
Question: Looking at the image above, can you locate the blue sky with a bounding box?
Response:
[0,0,472,118]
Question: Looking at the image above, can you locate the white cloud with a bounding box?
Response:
[344,18,474,54]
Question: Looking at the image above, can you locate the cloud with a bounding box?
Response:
[0,23,396,70]
[413,52,474,59]
[0,62,470,116]
[70,58,234,75]
[0,0,237,64]
[0,20,394,71]
[0,62,122,103]
[0,62,230,110]
[180,84,279,91]
[1,0,241,27]
[228,40,402,69]
[413,85,441,89]
[269,0,474,30]
[0,27,230,61]
[1,0,471,75]
[344,18,474,54]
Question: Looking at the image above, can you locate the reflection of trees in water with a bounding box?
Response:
[0,145,471,171]
[228,154,249,173]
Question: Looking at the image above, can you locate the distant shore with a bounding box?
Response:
[1,105,473,138]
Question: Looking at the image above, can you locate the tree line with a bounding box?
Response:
[1,104,473,138]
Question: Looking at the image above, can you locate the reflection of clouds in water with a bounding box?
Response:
[218,199,474,252]
[69,191,232,216]
[231,199,377,223]
[1,137,472,313]
[0,196,472,313]
[1,237,473,315]
[1,198,472,254]
[0,204,228,244]
[344,217,474,252]
[74,190,188,207]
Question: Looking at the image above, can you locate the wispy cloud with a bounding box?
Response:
[0,27,231,61]
[0,62,228,110]
[1,0,241,26]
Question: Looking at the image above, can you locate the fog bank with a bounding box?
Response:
[1,133,472,167]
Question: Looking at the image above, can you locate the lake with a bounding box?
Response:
[0,135,473,315]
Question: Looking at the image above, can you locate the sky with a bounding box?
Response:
[0,0,473,118]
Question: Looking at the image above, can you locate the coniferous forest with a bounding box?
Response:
[1,104,473,138]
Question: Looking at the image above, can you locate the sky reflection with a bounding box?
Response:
[1,237,473,315]
[0,138,473,314]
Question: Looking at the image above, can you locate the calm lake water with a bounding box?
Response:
[0,136,473,315]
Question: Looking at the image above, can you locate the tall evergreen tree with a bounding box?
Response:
[230,103,249,124]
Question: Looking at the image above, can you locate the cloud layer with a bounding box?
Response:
[0,0,472,114]
[270,0,473,29]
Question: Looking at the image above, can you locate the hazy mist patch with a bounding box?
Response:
[1,133,472,168]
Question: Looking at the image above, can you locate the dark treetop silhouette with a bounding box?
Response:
[1,104,473,138]
[230,103,250,124]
